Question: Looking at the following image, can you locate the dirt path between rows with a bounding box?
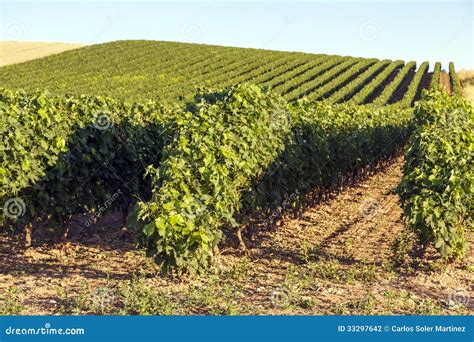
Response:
[1,157,472,315]
[440,72,452,94]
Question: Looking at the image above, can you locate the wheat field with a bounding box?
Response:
[0,41,85,67]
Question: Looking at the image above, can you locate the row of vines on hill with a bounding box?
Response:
[348,60,404,105]
[0,41,439,106]
[397,61,429,107]
[430,62,442,91]
[308,59,378,101]
[449,62,462,95]
[372,61,416,105]
[328,59,391,103]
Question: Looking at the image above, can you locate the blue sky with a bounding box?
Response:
[1,0,472,70]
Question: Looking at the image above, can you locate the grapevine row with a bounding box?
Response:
[348,60,404,105]
[283,58,359,101]
[262,56,328,89]
[430,62,442,91]
[449,62,462,95]
[397,61,429,107]
[135,84,413,273]
[0,40,449,106]
[307,59,379,101]
[0,88,175,227]
[275,57,346,97]
[371,61,416,105]
[398,90,473,258]
[1,83,414,274]
[328,60,391,103]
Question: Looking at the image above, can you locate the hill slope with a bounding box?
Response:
[0,40,432,105]
[0,41,85,67]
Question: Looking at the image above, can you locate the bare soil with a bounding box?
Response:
[1,157,472,315]
[440,72,452,94]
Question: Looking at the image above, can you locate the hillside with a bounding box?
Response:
[458,70,474,105]
[0,40,433,105]
[0,41,85,67]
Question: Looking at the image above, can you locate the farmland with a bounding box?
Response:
[0,40,433,104]
[1,156,472,315]
[0,41,84,67]
[0,40,473,315]
[459,70,474,104]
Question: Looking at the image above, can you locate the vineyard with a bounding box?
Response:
[0,40,435,105]
[0,40,473,315]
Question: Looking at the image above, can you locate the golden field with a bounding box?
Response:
[0,41,84,67]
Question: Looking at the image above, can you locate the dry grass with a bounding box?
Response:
[458,69,474,83]
[457,70,474,105]
[462,85,474,105]
[0,41,85,67]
